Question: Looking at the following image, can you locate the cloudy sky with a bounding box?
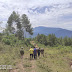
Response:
[0,0,72,30]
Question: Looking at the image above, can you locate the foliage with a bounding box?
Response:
[0,33,3,41]
[35,34,72,46]
[2,34,17,45]
[1,34,32,47]
[21,14,33,36]
[36,34,48,46]
[4,11,33,40]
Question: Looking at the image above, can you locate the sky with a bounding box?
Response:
[0,0,72,30]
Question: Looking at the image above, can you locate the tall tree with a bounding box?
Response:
[16,18,23,39]
[6,11,33,39]
[21,14,33,38]
[7,11,19,33]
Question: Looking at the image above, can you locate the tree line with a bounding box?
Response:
[1,11,72,47]
[35,34,72,46]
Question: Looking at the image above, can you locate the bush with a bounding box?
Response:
[5,39,11,45]
[2,35,18,45]
[2,38,11,45]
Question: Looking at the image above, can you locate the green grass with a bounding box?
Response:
[0,42,29,72]
[0,41,72,72]
[36,46,72,72]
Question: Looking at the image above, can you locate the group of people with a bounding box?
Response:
[20,47,44,59]
[29,47,40,59]
[29,47,44,60]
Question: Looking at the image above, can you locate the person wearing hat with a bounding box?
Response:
[20,47,24,59]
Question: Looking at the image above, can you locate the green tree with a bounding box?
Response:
[16,18,23,39]
[5,11,33,39]
[68,38,72,46]
[7,11,19,33]
[47,34,57,46]
[21,14,33,38]
[63,36,68,46]
[36,34,40,42]
[36,34,48,46]
[63,37,72,46]
[58,37,63,45]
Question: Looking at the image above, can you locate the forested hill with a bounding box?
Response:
[32,26,72,38]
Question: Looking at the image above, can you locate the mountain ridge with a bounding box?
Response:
[31,26,72,38]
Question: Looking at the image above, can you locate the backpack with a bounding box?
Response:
[20,49,24,55]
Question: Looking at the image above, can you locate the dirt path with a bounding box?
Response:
[30,41,38,72]
[30,41,39,48]
[30,60,36,72]
[10,56,36,72]
[10,41,37,72]
[10,57,25,72]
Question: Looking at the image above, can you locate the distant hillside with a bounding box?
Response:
[31,26,72,38]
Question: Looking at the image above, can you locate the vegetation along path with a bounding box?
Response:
[1,41,72,72]
[10,41,37,72]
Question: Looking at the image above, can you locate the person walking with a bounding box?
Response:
[29,47,34,60]
[38,47,40,58]
[33,47,37,59]
[20,47,24,59]
[40,48,44,57]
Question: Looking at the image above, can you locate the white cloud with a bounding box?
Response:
[0,0,72,30]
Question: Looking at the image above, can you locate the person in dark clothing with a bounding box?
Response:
[40,48,44,57]
[20,47,24,59]
[33,47,37,59]
[38,47,40,57]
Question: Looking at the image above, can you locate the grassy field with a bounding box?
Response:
[0,41,72,72]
